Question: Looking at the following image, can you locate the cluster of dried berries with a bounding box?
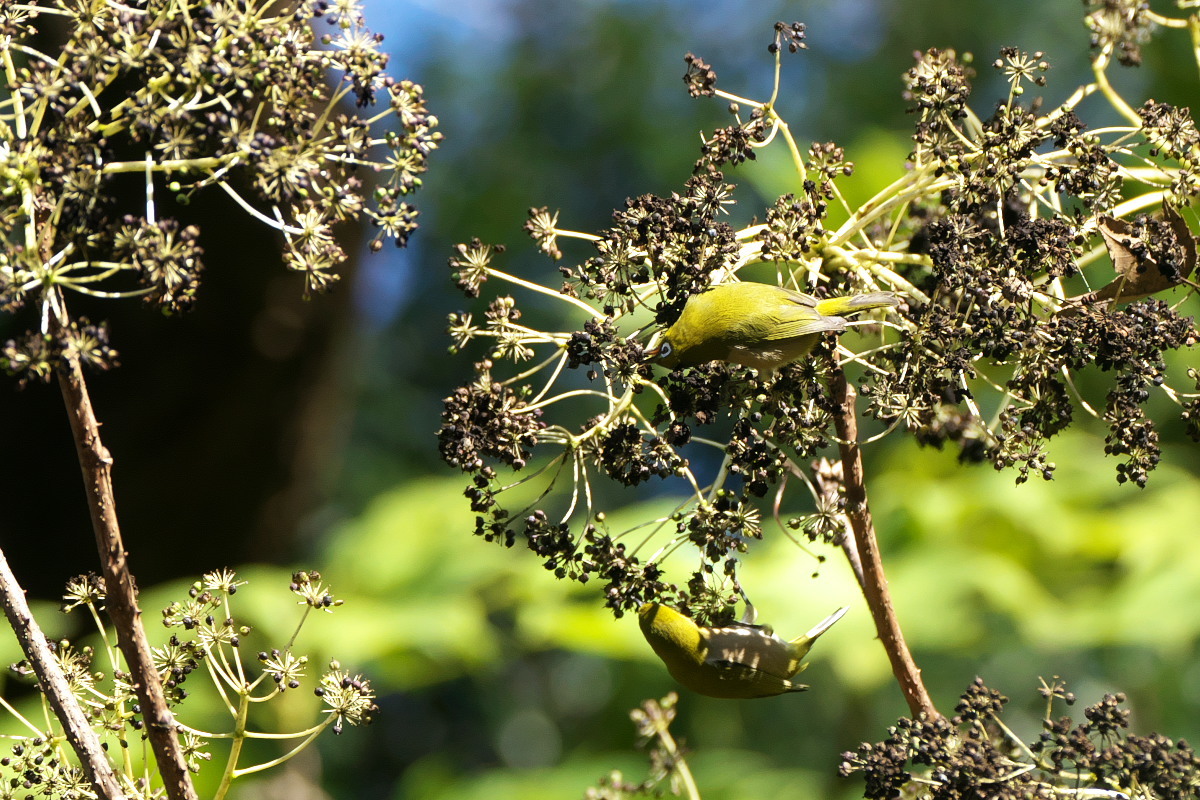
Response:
[439,362,546,473]
[769,22,808,55]
[683,53,718,98]
[2,318,117,387]
[438,24,881,618]
[758,193,830,263]
[522,511,671,613]
[566,318,645,384]
[904,47,972,148]
[440,16,1198,619]
[680,490,762,562]
[597,422,683,487]
[0,0,438,382]
[0,736,93,799]
[860,44,1197,485]
[867,194,1195,483]
[561,175,741,322]
[842,678,1200,800]
[1085,0,1153,67]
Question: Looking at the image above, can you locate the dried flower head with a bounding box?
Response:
[439,16,1198,622]
[0,0,438,377]
[843,678,1200,800]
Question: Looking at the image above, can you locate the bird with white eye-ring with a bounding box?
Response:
[646,281,898,380]
[638,597,848,699]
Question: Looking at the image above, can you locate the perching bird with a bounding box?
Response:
[638,602,848,699]
[649,282,898,379]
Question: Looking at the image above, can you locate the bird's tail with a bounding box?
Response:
[787,604,847,650]
[800,606,848,642]
[786,606,848,664]
[815,292,899,318]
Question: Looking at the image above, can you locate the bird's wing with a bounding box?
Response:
[702,625,795,676]
[709,659,808,694]
[759,291,847,341]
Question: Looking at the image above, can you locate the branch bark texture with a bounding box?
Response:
[830,368,940,720]
[55,340,199,800]
[0,547,127,800]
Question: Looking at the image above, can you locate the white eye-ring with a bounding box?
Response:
[658,341,673,358]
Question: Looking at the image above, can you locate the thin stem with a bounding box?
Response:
[100,155,231,175]
[230,716,334,778]
[829,368,939,720]
[286,605,313,651]
[0,547,128,800]
[0,691,42,737]
[483,265,605,319]
[769,112,808,184]
[655,714,701,800]
[51,308,198,800]
[203,656,239,717]
[1091,52,1141,126]
[553,228,601,242]
[83,601,121,673]
[516,388,619,413]
[216,180,304,234]
[1191,14,1200,74]
[1,44,28,138]
[212,693,250,800]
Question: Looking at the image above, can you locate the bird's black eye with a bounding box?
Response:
[658,342,672,358]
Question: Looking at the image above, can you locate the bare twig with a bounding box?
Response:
[0,547,127,800]
[830,368,940,720]
[53,324,199,800]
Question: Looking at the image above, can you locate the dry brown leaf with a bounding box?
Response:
[1065,203,1197,309]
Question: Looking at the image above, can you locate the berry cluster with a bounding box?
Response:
[842,678,1200,800]
[440,16,1198,619]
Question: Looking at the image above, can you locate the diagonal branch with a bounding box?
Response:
[0,547,127,800]
[53,322,199,800]
[830,367,940,720]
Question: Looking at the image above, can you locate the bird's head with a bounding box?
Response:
[643,331,682,368]
[638,602,701,648]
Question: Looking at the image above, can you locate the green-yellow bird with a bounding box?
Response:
[638,602,847,699]
[650,282,898,378]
